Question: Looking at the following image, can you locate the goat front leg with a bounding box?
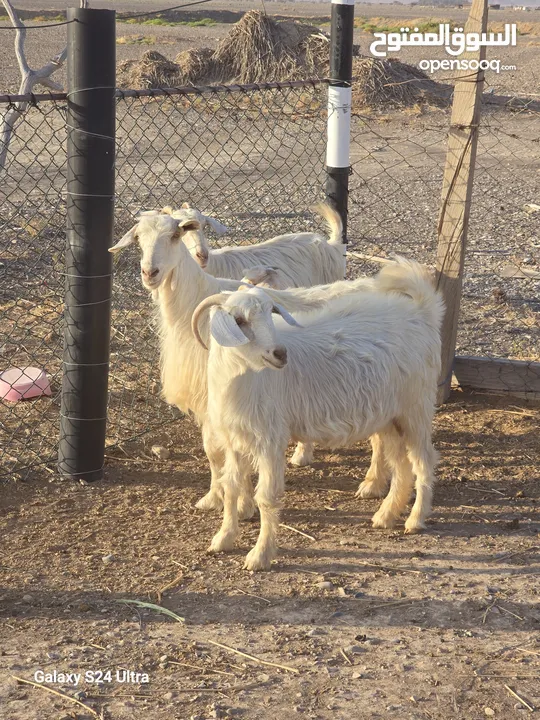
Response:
[356,433,390,499]
[195,424,225,512]
[290,441,314,467]
[244,447,286,572]
[208,450,244,553]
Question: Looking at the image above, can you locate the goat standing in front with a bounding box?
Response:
[192,258,444,570]
[164,201,348,469]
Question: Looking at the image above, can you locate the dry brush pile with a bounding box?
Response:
[117,10,452,110]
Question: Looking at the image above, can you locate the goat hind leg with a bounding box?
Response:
[356,433,390,499]
[237,457,257,520]
[290,441,314,467]
[196,425,224,512]
[404,433,438,534]
[371,426,414,529]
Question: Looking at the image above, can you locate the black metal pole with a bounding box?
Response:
[326,0,354,246]
[59,7,115,482]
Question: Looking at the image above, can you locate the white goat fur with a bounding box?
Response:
[164,202,347,286]
[108,211,385,515]
[195,258,444,571]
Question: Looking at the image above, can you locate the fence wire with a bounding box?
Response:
[1,80,539,481]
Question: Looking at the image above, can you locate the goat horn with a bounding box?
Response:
[191,294,227,349]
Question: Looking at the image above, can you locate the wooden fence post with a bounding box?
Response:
[435,0,488,404]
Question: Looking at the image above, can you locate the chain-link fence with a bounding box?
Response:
[1,80,539,480]
[347,101,540,365]
[1,81,328,480]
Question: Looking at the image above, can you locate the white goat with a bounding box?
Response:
[163,202,346,288]
[108,211,383,516]
[192,258,444,571]
[165,201,346,468]
[240,264,288,290]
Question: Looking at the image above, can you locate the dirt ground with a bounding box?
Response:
[1,390,539,720]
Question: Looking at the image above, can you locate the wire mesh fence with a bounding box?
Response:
[1,80,539,481]
[0,99,67,480]
[347,100,540,366]
[111,81,327,450]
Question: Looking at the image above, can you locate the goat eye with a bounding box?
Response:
[171,231,181,241]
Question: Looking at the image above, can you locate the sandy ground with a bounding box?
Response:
[1,390,540,720]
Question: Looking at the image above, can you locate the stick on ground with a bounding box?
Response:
[504,684,535,712]
[205,639,299,674]
[279,523,316,541]
[12,676,100,718]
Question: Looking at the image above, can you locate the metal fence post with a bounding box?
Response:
[58,7,116,482]
[326,0,354,251]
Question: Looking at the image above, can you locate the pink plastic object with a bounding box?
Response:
[0,367,52,402]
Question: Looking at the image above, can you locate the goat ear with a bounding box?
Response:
[210,309,250,347]
[178,218,201,232]
[272,303,302,327]
[204,215,229,236]
[161,206,174,215]
[109,227,137,253]
[181,201,191,209]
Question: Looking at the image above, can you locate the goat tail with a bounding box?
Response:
[377,256,445,330]
[312,202,343,246]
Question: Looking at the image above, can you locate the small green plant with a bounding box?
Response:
[120,16,215,28]
[117,34,155,45]
[33,14,66,23]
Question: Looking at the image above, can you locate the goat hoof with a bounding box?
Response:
[238,496,257,521]
[196,491,223,512]
[355,480,387,499]
[404,523,426,535]
[243,547,273,572]
[371,509,398,529]
[208,530,238,553]
[290,446,313,467]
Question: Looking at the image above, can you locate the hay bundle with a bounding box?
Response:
[174,47,215,84]
[118,50,187,89]
[117,12,329,88]
[213,10,296,83]
[212,10,325,83]
[352,57,452,110]
[301,33,330,78]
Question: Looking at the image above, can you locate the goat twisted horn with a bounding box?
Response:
[191,294,228,349]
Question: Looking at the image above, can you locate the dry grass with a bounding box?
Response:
[117,11,328,89]
[116,11,461,110]
[352,56,452,110]
[174,47,216,84]
[212,11,326,83]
